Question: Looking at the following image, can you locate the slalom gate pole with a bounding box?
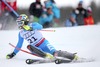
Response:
[1,0,19,17]
[40,30,56,32]
[9,43,39,57]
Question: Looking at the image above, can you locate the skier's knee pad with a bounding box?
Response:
[54,50,75,60]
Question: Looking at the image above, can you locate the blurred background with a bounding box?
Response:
[0,0,100,30]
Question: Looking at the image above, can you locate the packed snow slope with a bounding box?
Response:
[0,25,100,67]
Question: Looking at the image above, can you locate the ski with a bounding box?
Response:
[25,57,95,64]
[26,59,55,64]
[25,58,71,64]
[25,56,72,64]
[55,57,95,64]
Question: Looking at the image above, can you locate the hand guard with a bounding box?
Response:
[6,52,16,59]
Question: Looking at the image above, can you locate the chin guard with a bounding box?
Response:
[23,25,33,31]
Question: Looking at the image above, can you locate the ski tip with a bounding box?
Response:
[26,59,34,64]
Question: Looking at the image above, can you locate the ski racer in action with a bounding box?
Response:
[6,14,78,61]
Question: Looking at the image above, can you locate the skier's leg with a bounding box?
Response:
[37,40,56,59]
[54,50,78,60]
[27,45,46,58]
[27,44,54,59]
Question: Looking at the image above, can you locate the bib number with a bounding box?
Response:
[28,36,37,44]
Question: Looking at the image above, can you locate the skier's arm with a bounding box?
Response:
[31,22,43,30]
[6,33,24,59]
[13,33,24,54]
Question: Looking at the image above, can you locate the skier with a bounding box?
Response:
[6,14,78,61]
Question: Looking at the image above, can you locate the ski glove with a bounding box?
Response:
[6,52,16,59]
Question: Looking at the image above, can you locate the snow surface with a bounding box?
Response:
[0,25,100,67]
